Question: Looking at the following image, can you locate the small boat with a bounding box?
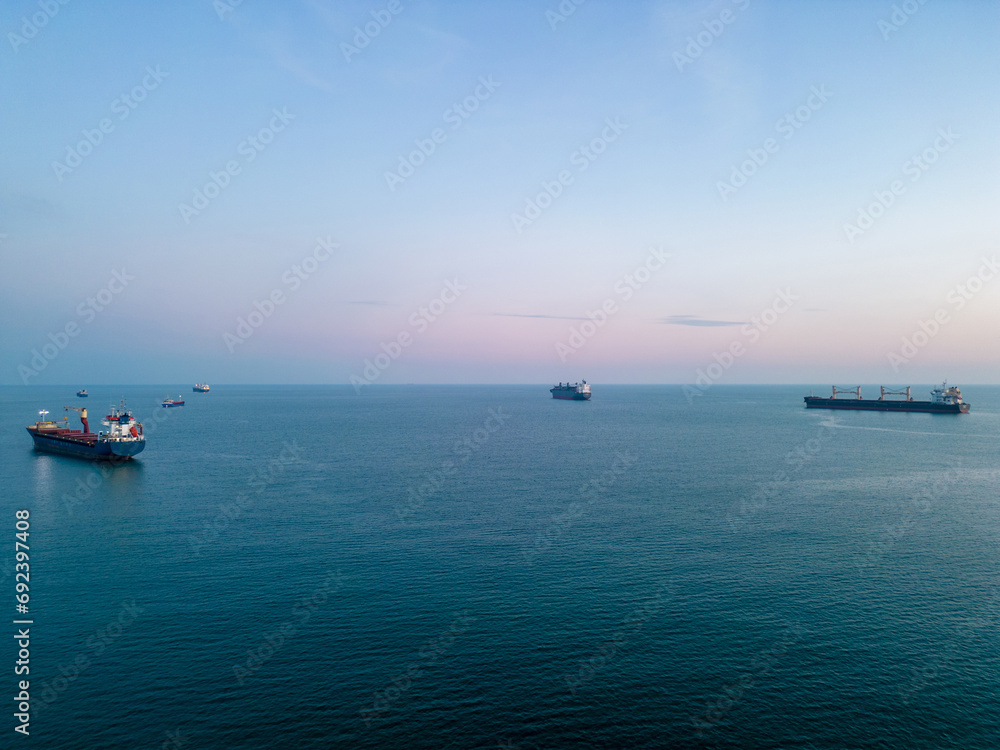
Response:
[192,383,210,392]
[161,396,185,408]
[76,389,88,397]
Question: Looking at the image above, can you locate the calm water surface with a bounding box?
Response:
[2,385,999,749]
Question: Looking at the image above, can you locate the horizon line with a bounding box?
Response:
[3,383,993,388]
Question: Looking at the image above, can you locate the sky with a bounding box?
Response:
[1,0,998,386]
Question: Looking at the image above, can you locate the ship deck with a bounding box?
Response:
[27,426,99,444]
[803,397,967,413]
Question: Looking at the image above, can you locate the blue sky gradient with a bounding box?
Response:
[2,0,998,385]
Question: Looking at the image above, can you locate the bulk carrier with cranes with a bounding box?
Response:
[803,383,969,414]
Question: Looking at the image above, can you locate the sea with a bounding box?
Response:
[2,384,999,749]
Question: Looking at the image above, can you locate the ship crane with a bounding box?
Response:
[879,386,911,401]
[831,386,862,399]
[64,406,89,433]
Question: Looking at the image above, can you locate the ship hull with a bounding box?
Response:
[27,429,145,460]
[551,391,591,400]
[804,397,968,414]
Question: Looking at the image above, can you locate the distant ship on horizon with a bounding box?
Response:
[551,380,591,400]
[193,383,210,392]
[804,383,969,413]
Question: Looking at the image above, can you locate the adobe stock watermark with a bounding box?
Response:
[62,402,180,516]
[188,440,304,555]
[18,268,134,384]
[683,288,798,403]
[843,127,958,243]
[717,85,832,200]
[395,406,511,521]
[886,255,997,371]
[563,583,673,696]
[350,279,467,392]
[692,623,804,738]
[223,236,337,353]
[7,0,70,53]
[385,75,500,191]
[32,599,144,721]
[341,0,403,62]
[522,450,637,566]
[52,66,168,182]
[673,0,751,72]
[545,0,586,30]
[157,729,189,750]
[360,611,476,726]
[178,107,295,223]
[555,246,669,362]
[898,592,999,706]
[61,456,132,516]
[160,729,191,750]
[214,0,244,20]
[727,417,836,532]
[510,117,627,233]
[878,0,931,41]
[233,570,345,686]
[856,460,962,577]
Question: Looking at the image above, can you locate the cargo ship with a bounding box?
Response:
[162,396,185,407]
[551,380,591,400]
[76,389,88,397]
[804,383,969,414]
[26,400,145,460]
[193,383,209,392]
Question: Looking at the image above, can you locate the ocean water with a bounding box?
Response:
[2,384,999,749]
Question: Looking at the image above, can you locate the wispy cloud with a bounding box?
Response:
[658,315,746,327]
[383,24,473,85]
[492,313,589,321]
[260,32,334,92]
[223,7,335,93]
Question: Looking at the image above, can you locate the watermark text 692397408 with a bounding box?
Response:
[14,509,31,737]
